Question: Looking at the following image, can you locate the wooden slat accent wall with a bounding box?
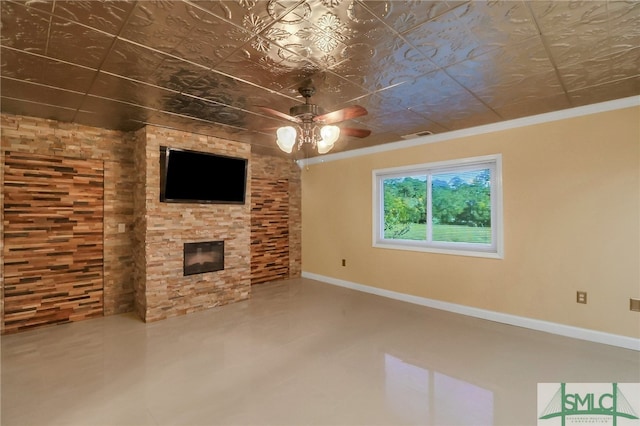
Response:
[3,152,104,333]
[251,178,290,284]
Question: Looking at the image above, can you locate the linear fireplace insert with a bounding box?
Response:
[184,241,224,276]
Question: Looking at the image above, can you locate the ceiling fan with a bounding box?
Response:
[258,85,371,154]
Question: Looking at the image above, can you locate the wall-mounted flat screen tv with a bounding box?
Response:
[160,146,247,204]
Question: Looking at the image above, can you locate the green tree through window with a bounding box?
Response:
[375,155,502,257]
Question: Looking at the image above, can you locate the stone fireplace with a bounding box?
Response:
[133,125,251,323]
[184,241,224,276]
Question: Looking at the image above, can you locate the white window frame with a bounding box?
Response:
[373,154,503,259]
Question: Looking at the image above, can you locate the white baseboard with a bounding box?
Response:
[301,271,640,351]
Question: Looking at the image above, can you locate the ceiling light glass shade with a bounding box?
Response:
[316,140,334,154]
[276,126,297,153]
[320,125,340,145]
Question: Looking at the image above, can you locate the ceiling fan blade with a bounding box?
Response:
[256,106,301,123]
[340,127,371,138]
[314,105,368,124]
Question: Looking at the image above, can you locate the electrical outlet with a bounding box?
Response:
[631,298,640,312]
[576,291,587,304]
[341,259,346,267]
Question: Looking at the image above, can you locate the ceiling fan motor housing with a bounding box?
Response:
[290,103,320,120]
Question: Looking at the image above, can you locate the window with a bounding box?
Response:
[373,155,503,258]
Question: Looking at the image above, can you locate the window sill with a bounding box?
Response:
[373,241,504,259]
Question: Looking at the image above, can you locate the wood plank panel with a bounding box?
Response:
[251,178,289,285]
[3,152,104,333]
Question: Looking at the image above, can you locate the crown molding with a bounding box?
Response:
[298,95,640,168]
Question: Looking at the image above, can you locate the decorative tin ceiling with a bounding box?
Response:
[1,1,639,157]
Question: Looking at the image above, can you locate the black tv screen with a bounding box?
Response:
[160,146,247,204]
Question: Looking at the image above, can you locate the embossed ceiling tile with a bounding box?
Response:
[377,69,470,113]
[559,47,640,93]
[357,0,455,34]
[435,106,502,132]
[337,20,396,59]
[608,48,640,81]
[357,63,428,93]
[1,97,77,123]
[237,23,329,71]
[213,51,292,92]
[452,1,539,55]
[183,72,249,107]
[80,94,154,117]
[411,90,499,130]
[473,69,564,109]
[334,22,439,91]
[47,17,115,69]
[529,1,609,35]
[558,57,613,92]
[169,38,223,70]
[543,30,613,68]
[189,0,303,29]
[7,0,53,13]
[51,1,135,35]
[358,81,414,114]
[1,77,85,110]
[494,93,571,121]
[340,92,399,122]
[607,0,640,17]
[88,72,177,111]
[141,94,214,123]
[170,17,252,69]
[1,48,97,93]
[608,6,640,51]
[100,38,169,81]
[296,0,379,39]
[119,1,193,53]
[0,1,50,54]
[146,58,207,92]
[567,75,640,107]
[263,13,349,67]
[251,77,303,103]
[402,8,480,68]
[172,2,253,61]
[445,37,555,93]
[341,38,439,89]
[373,109,446,135]
[609,26,640,54]
[192,15,254,46]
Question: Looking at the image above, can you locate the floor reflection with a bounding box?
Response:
[385,354,494,425]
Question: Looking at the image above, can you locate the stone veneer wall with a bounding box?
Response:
[134,125,252,322]
[250,153,301,282]
[1,113,302,331]
[3,152,105,333]
[0,113,136,332]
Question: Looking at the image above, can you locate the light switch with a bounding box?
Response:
[118,223,126,233]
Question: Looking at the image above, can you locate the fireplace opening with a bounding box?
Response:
[184,241,224,276]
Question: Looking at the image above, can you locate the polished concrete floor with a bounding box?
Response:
[2,278,639,426]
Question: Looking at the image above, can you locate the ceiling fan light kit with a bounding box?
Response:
[260,85,370,155]
[276,126,297,153]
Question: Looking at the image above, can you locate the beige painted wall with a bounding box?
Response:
[301,106,640,339]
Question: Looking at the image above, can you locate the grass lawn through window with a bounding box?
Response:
[387,223,491,244]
